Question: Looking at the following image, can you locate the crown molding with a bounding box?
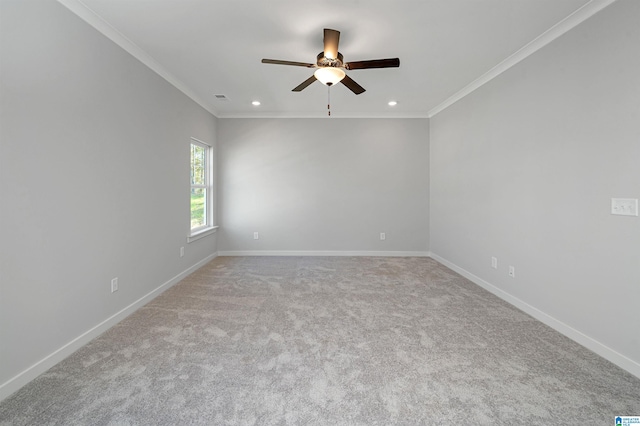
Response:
[217,112,430,119]
[56,0,220,117]
[428,0,618,118]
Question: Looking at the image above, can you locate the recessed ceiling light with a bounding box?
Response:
[252,101,261,106]
[388,101,398,106]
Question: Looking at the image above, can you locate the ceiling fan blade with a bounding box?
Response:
[345,58,400,70]
[341,75,365,95]
[323,28,340,60]
[292,75,317,92]
[262,59,315,68]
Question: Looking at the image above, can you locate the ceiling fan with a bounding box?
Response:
[261,28,400,95]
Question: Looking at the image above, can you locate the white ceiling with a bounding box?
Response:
[61,0,608,118]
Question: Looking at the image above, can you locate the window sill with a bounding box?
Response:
[187,225,219,243]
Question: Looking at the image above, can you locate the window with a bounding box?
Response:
[189,138,216,241]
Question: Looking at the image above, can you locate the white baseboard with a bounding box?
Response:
[0,252,218,402]
[429,252,640,379]
[217,250,431,257]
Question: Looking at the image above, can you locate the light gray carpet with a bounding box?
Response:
[1,256,639,425]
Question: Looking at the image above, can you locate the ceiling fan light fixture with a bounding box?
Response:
[262,28,399,95]
[314,67,346,86]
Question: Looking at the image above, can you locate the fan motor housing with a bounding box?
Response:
[317,52,344,68]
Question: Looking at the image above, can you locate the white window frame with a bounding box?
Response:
[188,138,217,242]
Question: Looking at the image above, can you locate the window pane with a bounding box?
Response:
[191,187,206,229]
[191,144,206,186]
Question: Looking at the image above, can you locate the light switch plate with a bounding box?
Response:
[611,198,638,216]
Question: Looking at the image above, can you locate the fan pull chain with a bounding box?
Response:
[327,85,331,117]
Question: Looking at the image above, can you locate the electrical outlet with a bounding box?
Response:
[111,277,119,293]
[253,232,259,240]
[508,266,515,278]
[180,247,184,257]
[380,232,386,241]
[491,257,498,269]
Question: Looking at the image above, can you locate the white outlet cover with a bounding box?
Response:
[611,198,638,216]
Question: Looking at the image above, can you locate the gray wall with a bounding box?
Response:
[217,118,429,254]
[0,0,218,396]
[430,0,640,372]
